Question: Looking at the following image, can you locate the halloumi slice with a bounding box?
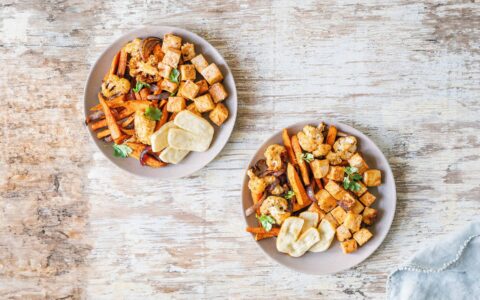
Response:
[159,147,189,164]
[288,227,320,257]
[299,211,319,234]
[168,127,212,152]
[309,219,336,252]
[150,121,176,152]
[174,110,214,138]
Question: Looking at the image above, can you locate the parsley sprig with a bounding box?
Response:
[169,68,180,83]
[283,190,295,200]
[257,214,275,232]
[133,81,150,93]
[113,144,132,158]
[343,166,363,192]
[144,106,162,121]
[301,152,314,163]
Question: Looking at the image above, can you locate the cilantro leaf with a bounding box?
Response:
[257,215,275,232]
[343,167,363,192]
[133,81,150,93]
[169,68,180,83]
[345,166,358,175]
[284,190,295,200]
[144,106,162,121]
[301,152,314,163]
[113,144,132,158]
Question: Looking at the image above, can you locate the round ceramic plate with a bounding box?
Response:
[241,121,396,274]
[84,26,237,178]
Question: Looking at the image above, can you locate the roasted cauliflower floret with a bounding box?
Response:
[270,183,285,196]
[260,196,291,225]
[247,169,275,195]
[130,55,162,83]
[101,74,131,98]
[264,144,286,171]
[297,124,330,157]
[124,38,142,57]
[333,136,357,160]
[134,110,156,145]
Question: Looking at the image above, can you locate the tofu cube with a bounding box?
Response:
[196,80,209,95]
[363,169,382,187]
[162,48,182,68]
[327,166,345,181]
[186,103,201,116]
[323,213,339,228]
[331,206,347,224]
[359,191,376,207]
[201,63,224,85]
[336,224,352,242]
[362,207,378,225]
[353,228,373,246]
[338,192,356,211]
[181,43,196,61]
[179,64,196,81]
[344,212,362,233]
[350,199,365,214]
[160,79,178,93]
[209,103,229,126]
[162,34,182,52]
[157,62,172,78]
[315,190,337,212]
[166,96,186,113]
[178,80,199,100]
[348,153,369,174]
[208,82,228,103]
[341,239,358,254]
[324,180,346,200]
[310,159,330,179]
[194,94,215,113]
[307,202,326,220]
[353,181,368,197]
[191,54,209,73]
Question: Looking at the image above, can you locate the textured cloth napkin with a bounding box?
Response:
[387,220,480,300]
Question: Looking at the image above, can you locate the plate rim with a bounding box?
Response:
[83,26,238,178]
[241,120,397,275]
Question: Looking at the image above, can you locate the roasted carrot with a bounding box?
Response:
[287,163,311,209]
[104,51,120,81]
[117,49,128,77]
[127,142,167,168]
[314,178,323,190]
[89,95,126,111]
[159,99,168,108]
[91,107,136,131]
[291,135,310,186]
[282,128,297,165]
[326,125,337,146]
[246,227,280,235]
[169,112,177,121]
[155,104,169,131]
[98,93,124,143]
[139,87,149,101]
[255,231,280,241]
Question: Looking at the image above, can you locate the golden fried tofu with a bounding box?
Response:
[181,43,196,61]
[331,206,347,224]
[363,169,381,187]
[315,190,337,212]
[324,180,346,200]
[196,79,209,95]
[344,212,362,233]
[348,152,369,174]
[341,239,358,254]
[336,224,352,242]
[180,64,196,81]
[191,54,209,73]
[353,181,368,197]
[350,199,365,214]
[353,228,373,246]
[338,192,356,211]
[360,191,376,207]
[162,48,182,68]
[194,94,215,113]
[323,212,339,228]
[162,33,182,52]
[201,63,224,85]
[307,202,326,220]
[209,103,229,126]
[134,109,155,145]
[310,159,330,179]
[157,62,172,78]
[208,82,228,103]
[362,207,377,225]
[186,102,201,116]
[178,80,200,100]
[327,166,345,182]
[167,96,186,113]
[160,79,178,93]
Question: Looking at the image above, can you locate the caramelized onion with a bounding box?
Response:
[305,182,317,203]
[245,193,267,217]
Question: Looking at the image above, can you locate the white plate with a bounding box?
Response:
[241,121,396,274]
[84,26,237,178]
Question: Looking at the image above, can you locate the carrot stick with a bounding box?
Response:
[117,49,128,77]
[98,93,124,143]
[282,128,297,164]
[291,135,310,186]
[155,105,169,131]
[255,231,280,241]
[104,51,120,81]
[90,95,126,111]
[315,178,323,190]
[246,227,280,235]
[326,125,337,146]
[139,87,149,101]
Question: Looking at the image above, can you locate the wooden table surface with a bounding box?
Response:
[1,1,480,299]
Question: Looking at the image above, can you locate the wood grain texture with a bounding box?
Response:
[1,0,479,299]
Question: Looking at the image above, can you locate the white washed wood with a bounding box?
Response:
[1,0,479,299]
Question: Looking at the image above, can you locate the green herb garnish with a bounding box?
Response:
[301,152,314,163]
[133,81,150,93]
[170,92,177,97]
[113,144,132,158]
[257,214,276,232]
[144,106,162,121]
[343,166,363,192]
[284,190,295,200]
[169,68,180,83]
